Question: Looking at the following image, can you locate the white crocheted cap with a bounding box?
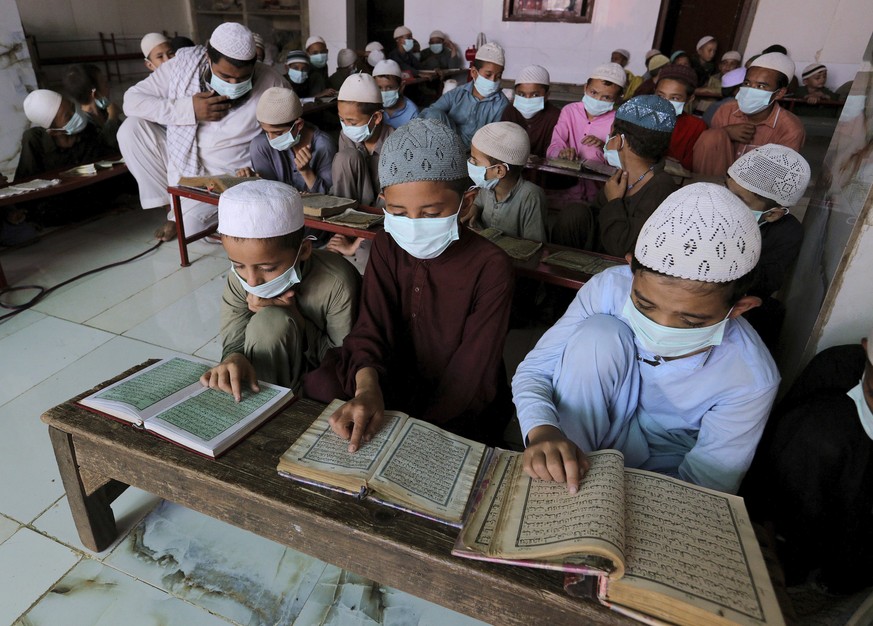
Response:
[393,26,412,39]
[750,52,795,83]
[24,89,63,128]
[141,33,169,59]
[256,87,302,125]
[728,144,811,207]
[696,35,716,50]
[472,122,531,166]
[373,59,402,78]
[210,22,256,61]
[515,65,550,86]
[305,35,325,50]
[635,183,762,283]
[338,73,382,103]
[475,42,505,67]
[218,180,304,238]
[590,62,627,88]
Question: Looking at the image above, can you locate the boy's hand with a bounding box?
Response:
[558,147,578,160]
[724,122,756,144]
[459,203,483,229]
[294,145,313,171]
[193,91,230,121]
[325,234,364,256]
[236,166,256,177]
[328,384,385,453]
[604,168,628,201]
[523,425,590,494]
[200,353,259,402]
[246,291,305,329]
[581,135,605,147]
[805,94,821,104]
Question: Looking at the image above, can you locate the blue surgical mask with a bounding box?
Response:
[230,240,311,298]
[268,126,302,151]
[341,115,375,143]
[847,381,873,440]
[61,108,88,135]
[622,297,731,358]
[287,68,309,84]
[429,43,444,54]
[582,93,614,117]
[209,73,252,99]
[467,160,502,190]
[603,134,623,169]
[513,95,545,119]
[382,194,466,259]
[93,90,110,110]
[309,53,328,68]
[381,89,400,108]
[736,86,774,115]
[474,74,499,98]
[402,38,414,53]
[669,100,685,116]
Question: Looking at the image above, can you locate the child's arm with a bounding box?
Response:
[523,425,590,493]
[517,185,548,243]
[306,133,337,194]
[546,108,573,158]
[328,367,385,452]
[123,65,202,126]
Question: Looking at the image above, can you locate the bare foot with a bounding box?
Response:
[154,220,177,241]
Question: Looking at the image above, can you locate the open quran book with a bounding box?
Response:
[454,450,784,626]
[177,175,257,194]
[277,400,488,526]
[78,358,294,458]
[476,228,543,261]
[301,193,358,217]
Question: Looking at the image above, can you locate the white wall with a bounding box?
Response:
[308,0,349,74]
[745,0,873,89]
[404,0,660,83]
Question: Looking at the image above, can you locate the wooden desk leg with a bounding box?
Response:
[170,194,190,267]
[48,427,124,552]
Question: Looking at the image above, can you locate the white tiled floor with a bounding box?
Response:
[0,208,491,626]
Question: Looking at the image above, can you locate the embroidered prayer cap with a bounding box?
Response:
[645,49,661,62]
[515,64,550,87]
[635,183,761,283]
[337,48,358,68]
[722,67,746,88]
[338,73,383,103]
[616,95,676,132]
[475,42,505,67]
[802,63,827,80]
[728,144,811,207]
[472,122,530,166]
[612,48,631,61]
[141,33,169,59]
[590,62,627,88]
[218,180,304,238]
[23,89,63,128]
[722,50,742,63]
[285,49,310,66]
[378,118,467,188]
[750,52,795,83]
[252,33,264,49]
[430,30,446,40]
[256,87,302,125]
[365,41,384,53]
[656,63,699,90]
[647,54,670,72]
[696,35,716,51]
[210,22,256,62]
[373,59,402,78]
[367,49,385,67]
[393,26,412,39]
[305,35,325,50]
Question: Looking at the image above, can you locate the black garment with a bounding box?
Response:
[14,124,110,182]
[387,48,420,75]
[692,57,716,87]
[419,47,461,71]
[742,345,873,593]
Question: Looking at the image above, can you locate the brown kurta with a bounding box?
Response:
[501,102,562,158]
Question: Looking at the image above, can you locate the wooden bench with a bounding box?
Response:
[41,364,631,625]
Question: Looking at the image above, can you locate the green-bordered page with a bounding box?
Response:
[79,357,294,458]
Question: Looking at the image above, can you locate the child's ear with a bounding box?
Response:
[728,295,762,319]
[460,187,478,214]
[297,237,313,262]
[373,110,384,126]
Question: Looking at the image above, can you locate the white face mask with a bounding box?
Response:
[603,134,623,169]
[513,95,545,119]
[736,86,775,115]
[467,160,502,190]
[669,99,686,116]
[382,194,466,260]
[341,114,376,143]
[474,74,499,98]
[847,380,873,440]
[621,297,731,358]
[381,89,400,108]
[582,93,614,117]
[209,73,252,100]
[230,240,310,299]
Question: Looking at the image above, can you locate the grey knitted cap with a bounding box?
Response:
[378,118,467,188]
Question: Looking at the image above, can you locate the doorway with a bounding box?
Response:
[653,0,759,57]
[365,0,404,51]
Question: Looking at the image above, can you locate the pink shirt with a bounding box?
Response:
[547,102,615,163]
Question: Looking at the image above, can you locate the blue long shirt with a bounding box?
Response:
[384,97,420,129]
[420,82,509,149]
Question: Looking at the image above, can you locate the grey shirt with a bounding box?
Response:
[475,177,548,242]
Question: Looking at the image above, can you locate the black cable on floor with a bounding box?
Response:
[0,240,164,323]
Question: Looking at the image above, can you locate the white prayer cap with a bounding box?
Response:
[645,48,661,62]
[338,73,382,103]
[475,42,505,67]
[472,122,530,166]
[305,35,325,50]
[23,89,62,129]
[256,87,302,125]
[373,59,402,78]
[590,62,627,88]
[635,183,761,283]
[218,180,304,238]
[210,22,256,61]
[393,26,412,39]
[612,48,630,60]
[722,67,746,88]
[141,33,169,59]
[697,35,716,50]
[365,41,384,53]
[367,49,385,67]
[429,30,446,40]
[337,48,358,68]
[728,144,811,207]
[515,64,550,86]
[750,52,795,83]
[722,50,742,63]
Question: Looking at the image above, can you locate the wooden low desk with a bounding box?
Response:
[524,156,611,184]
[41,366,630,625]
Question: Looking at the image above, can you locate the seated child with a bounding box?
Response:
[304,36,332,96]
[140,33,174,72]
[742,333,873,594]
[610,48,643,98]
[691,36,718,86]
[329,48,359,91]
[202,179,361,394]
[245,87,335,193]
[420,30,462,71]
[501,65,561,158]
[552,95,678,254]
[63,63,123,150]
[633,54,669,96]
[796,63,838,103]
[653,63,707,172]
[725,144,809,349]
[372,59,419,129]
[284,50,332,99]
[304,118,516,448]
[464,121,547,242]
[332,73,393,207]
[420,42,509,149]
[513,183,779,495]
[388,25,420,75]
[695,50,742,98]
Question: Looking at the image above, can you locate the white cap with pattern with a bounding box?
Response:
[256,87,302,125]
[635,183,762,283]
[338,73,383,104]
[750,52,796,83]
[393,26,412,39]
[590,62,627,88]
[472,122,531,166]
[515,65,550,86]
[728,144,811,207]
[475,42,505,67]
[218,180,304,238]
[23,89,62,129]
[373,59,402,78]
[210,22,256,61]
[141,33,169,59]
